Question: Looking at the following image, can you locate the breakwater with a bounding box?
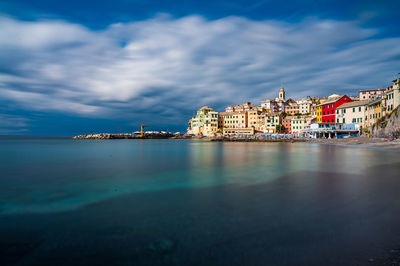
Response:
[72,132,183,139]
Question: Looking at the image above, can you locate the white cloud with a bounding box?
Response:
[0,14,399,125]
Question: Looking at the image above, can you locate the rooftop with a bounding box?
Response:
[337,100,370,109]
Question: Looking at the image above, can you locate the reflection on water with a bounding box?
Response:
[1,139,400,265]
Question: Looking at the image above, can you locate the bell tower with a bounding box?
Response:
[279,88,285,101]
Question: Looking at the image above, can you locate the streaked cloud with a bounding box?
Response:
[0,14,399,129]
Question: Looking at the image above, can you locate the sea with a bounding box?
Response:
[1,137,400,265]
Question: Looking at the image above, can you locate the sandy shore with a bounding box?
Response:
[307,136,400,150]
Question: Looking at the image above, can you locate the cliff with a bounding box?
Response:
[369,106,400,138]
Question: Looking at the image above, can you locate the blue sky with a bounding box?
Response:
[0,0,399,135]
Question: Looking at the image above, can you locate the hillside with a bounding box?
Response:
[369,106,400,138]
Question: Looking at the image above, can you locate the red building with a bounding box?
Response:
[282,116,293,133]
[286,104,299,115]
[319,95,352,124]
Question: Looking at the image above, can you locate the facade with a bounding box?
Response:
[286,99,299,115]
[386,78,400,113]
[264,113,282,133]
[297,99,311,114]
[336,100,369,128]
[279,87,286,101]
[359,89,386,100]
[261,88,286,113]
[365,98,383,127]
[282,116,293,133]
[260,99,285,113]
[225,102,258,113]
[189,106,219,136]
[218,111,248,129]
[317,95,352,124]
[291,115,308,134]
[247,110,260,128]
[223,127,255,136]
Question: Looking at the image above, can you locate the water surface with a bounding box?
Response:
[1,138,400,265]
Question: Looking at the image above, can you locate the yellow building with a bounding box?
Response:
[316,105,322,123]
[247,110,260,128]
[218,111,248,129]
[365,98,383,127]
[247,110,266,132]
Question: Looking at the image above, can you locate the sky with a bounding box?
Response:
[0,0,399,135]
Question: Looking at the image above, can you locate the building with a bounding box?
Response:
[260,88,286,113]
[317,95,352,124]
[247,110,261,129]
[359,88,386,100]
[225,102,258,113]
[264,113,282,133]
[297,98,311,114]
[282,115,293,133]
[279,87,286,101]
[260,99,285,113]
[336,100,369,129]
[223,127,255,136]
[365,98,384,127]
[218,111,248,129]
[291,115,308,134]
[386,78,400,114]
[189,106,219,136]
[286,99,299,115]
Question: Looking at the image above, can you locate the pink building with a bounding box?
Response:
[359,89,386,100]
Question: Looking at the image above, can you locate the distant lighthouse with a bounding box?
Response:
[279,87,286,101]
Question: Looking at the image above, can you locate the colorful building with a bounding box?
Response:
[359,88,386,100]
[264,113,282,133]
[365,98,384,127]
[297,99,311,114]
[386,78,400,114]
[291,115,308,134]
[218,111,248,130]
[225,102,258,113]
[189,106,219,136]
[336,100,369,128]
[286,99,300,115]
[260,88,286,113]
[282,116,293,133]
[317,95,352,124]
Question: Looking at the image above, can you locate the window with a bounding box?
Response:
[353,108,355,112]
[359,107,361,112]
[343,118,346,123]
[337,118,339,123]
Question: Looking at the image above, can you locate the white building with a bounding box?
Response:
[336,100,370,129]
[296,99,311,114]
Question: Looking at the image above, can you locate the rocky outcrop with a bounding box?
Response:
[369,106,400,138]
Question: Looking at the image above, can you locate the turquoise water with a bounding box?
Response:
[1,138,400,265]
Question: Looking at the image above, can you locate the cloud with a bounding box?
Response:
[0,113,30,133]
[0,14,399,128]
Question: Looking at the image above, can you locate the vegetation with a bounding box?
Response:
[276,124,286,133]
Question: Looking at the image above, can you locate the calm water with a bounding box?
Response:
[1,138,400,265]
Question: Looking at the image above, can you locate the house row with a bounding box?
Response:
[187,78,400,137]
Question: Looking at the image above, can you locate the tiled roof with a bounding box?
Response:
[337,100,370,109]
[317,95,346,106]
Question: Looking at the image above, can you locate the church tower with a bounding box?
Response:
[279,88,285,101]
